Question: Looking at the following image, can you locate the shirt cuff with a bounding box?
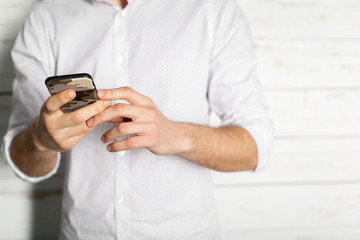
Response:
[221,112,274,172]
[240,123,273,172]
[1,125,61,183]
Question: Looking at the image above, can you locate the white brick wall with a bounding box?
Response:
[1,0,360,239]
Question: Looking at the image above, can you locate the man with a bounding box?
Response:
[2,0,273,239]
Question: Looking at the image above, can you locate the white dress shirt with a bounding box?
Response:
[1,0,273,239]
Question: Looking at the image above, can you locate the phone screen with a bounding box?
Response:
[45,73,98,113]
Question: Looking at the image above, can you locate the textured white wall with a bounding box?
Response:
[1,0,360,239]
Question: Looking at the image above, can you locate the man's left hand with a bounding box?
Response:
[87,87,187,155]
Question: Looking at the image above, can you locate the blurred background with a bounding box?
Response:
[1,0,360,239]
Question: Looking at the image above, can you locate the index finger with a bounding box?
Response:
[97,87,153,106]
[71,99,111,122]
[44,89,76,113]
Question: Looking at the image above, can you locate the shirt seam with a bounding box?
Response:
[34,3,53,75]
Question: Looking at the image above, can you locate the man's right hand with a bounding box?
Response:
[31,89,111,152]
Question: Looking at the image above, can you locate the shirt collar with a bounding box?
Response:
[89,0,131,3]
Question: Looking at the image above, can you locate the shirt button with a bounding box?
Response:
[117,57,124,65]
[118,196,124,203]
[117,150,126,157]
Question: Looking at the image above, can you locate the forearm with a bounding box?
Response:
[10,118,58,177]
[175,123,258,172]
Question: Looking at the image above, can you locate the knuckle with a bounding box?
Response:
[94,114,102,124]
[126,138,136,149]
[117,124,124,133]
[95,101,104,112]
[117,123,128,133]
[50,131,62,144]
[71,113,84,124]
[80,125,90,134]
[115,104,124,112]
[146,107,156,118]
[44,100,53,112]
[145,97,154,105]
[122,86,132,96]
[44,121,56,133]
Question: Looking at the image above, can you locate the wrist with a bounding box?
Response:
[28,117,52,152]
[172,122,195,155]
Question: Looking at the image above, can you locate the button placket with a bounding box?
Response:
[113,8,131,239]
[117,150,126,157]
[117,56,124,65]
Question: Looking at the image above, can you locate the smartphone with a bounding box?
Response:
[45,73,98,113]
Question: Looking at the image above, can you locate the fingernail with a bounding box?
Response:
[104,100,111,107]
[87,117,94,127]
[107,145,112,151]
[98,89,105,98]
[67,90,75,99]
[101,135,105,143]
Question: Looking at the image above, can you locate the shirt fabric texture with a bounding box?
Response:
[1,0,273,239]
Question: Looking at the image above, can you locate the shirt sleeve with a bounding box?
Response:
[207,0,274,171]
[1,3,60,183]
